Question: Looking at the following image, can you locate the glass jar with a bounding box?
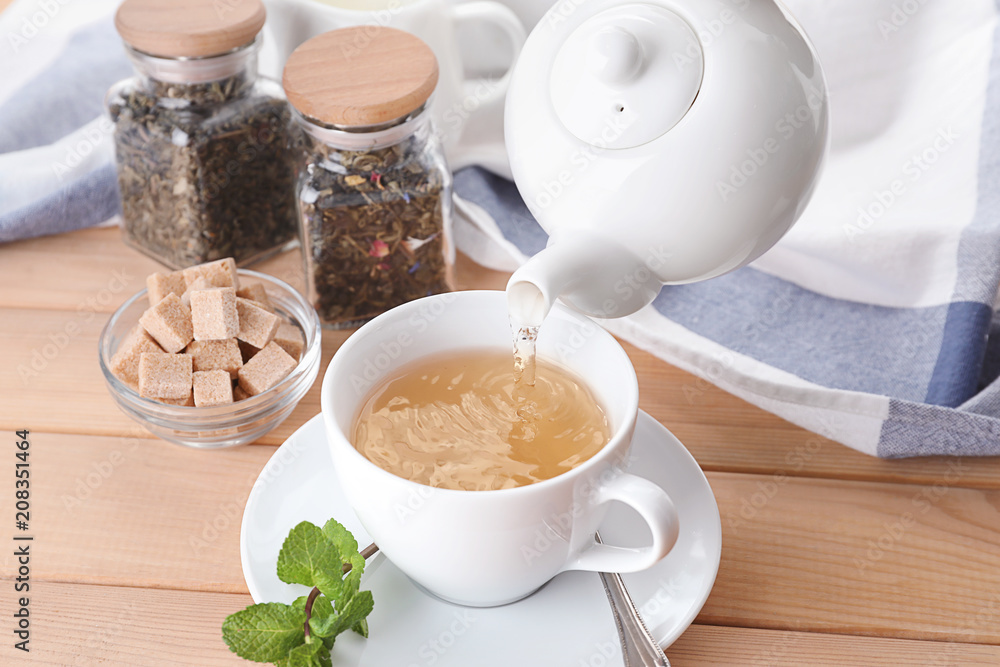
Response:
[283,27,453,329]
[106,6,298,269]
[296,113,453,328]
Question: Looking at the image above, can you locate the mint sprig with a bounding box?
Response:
[223,519,374,665]
[221,603,306,663]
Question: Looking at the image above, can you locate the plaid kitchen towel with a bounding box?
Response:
[3,0,1000,457]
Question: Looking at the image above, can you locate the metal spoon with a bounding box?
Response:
[595,532,671,667]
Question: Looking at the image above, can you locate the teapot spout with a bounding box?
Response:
[506,236,661,326]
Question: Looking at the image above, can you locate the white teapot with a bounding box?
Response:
[505,0,828,325]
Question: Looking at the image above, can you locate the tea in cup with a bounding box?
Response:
[352,348,611,491]
[321,291,678,606]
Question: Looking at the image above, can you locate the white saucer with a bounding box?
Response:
[240,411,721,665]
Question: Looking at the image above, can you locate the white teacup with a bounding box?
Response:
[260,0,526,171]
[321,291,679,607]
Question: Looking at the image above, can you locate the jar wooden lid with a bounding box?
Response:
[283,27,439,128]
[115,0,266,58]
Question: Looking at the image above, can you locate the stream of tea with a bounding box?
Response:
[512,323,541,435]
[512,324,538,387]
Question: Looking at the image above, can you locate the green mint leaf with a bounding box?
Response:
[222,602,305,663]
[277,521,342,588]
[351,618,369,639]
[313,570,352,605]
[322,518,365,586]
[307,596,335,637]
[311,522,365,605]
[291,593,339,641]
[307,603,338,638]
[312,590,375,640]
[338,590,374,636]
[292,594,332,619]
[285,638,328,667]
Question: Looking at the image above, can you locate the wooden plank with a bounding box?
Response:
[0,227,509,314]
[668,625,1000,666]
[0,228,160,314]
[0,305,347,445]
[1,307,147,437]
[0,432,270,593]
[3,433,998,645]
[5,305,1000,487]
[0,581,250,665]
[664,420,1000,491]
[2,582,997,666]
[704,472,1000,645]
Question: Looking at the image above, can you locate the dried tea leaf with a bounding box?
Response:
[108,71,298,268]
[297,126,451,327]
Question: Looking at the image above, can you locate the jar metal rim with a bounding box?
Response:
[124,35,261,85]
[293,101,433,151]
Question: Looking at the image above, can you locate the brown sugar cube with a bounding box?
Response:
[110,326,164,389]
[139,293,194,353]
[183,258,239,289]
[236,297,281,348]
[160,391,194,407]
[185,339,243,378]
[233,384,250,401]
[147,270,187,307]
[273,322,304,360]
[236,282,273,312]
[180,277,209,308]
[238,342,297,396]
[193,370,234,407]
[190,287,238,340]
[238,340,259,363]
[138,352,192,400]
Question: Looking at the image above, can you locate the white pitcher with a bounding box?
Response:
[260,0,526,171]
[504,0,829,325]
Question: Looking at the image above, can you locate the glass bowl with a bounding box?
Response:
[99,269,321,449]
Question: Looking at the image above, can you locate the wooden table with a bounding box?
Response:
[1,227,999,665]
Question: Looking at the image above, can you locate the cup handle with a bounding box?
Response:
[565,473,680,574]
[450,1,527,109]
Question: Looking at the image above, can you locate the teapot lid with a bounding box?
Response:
[550,4,703,149]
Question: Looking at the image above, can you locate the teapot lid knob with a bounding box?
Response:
[587,27,643,84]
[550,4,704,150]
